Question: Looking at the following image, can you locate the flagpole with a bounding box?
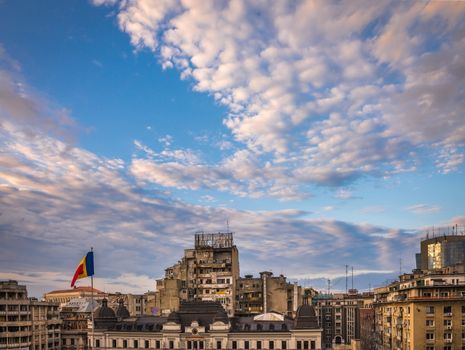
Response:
[91,247,94,350]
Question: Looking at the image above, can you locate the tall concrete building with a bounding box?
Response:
[236,272,303,317]
[312,291,372,349]
[374,264,465,350]
[0,280,61,350]
[0,280,32,349]
[155,232,240,316]
[30,301,61,350]
[418,234,465,270]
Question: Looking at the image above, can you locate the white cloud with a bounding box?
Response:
[335,189,353,200]
[0,62,428,296]
[89,1,465,198]
[406,204,441,215]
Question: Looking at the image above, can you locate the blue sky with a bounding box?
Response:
[0,0,464,297]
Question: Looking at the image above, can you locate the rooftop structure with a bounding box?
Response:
[418,234,465,270]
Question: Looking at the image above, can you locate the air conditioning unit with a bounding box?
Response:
[444,338,453,343]
[445,325,452,330]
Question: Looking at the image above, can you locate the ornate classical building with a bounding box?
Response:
[90,300,322,349]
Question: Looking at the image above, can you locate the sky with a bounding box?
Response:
[0,0,464,297]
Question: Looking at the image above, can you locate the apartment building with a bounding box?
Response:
[0,280,31,349]
[107,293,146,317]
[312,291,370,349]
[374,265,465,350]
[155,232,240,316]
[0,280,61,350]
[236,272,303,317]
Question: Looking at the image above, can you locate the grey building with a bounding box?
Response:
[419,234,465,270]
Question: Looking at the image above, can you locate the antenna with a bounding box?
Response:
[327,279,331,295]
[345,265,348,293]
[399,258,402,276]
[351,266,354,290]
[226,218,230,233]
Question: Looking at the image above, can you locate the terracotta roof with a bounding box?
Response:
[46,286,105,295]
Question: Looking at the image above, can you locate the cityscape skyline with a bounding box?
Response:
[1,1,465,298]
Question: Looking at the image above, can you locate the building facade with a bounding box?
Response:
[312,291,370,350]
[374,265,465,350]
[91,300,322,350]
[0,280,32,349]
[107,293,147,317]
[0,280,61,350]
[155,232,240,316]
[43,287,106,304]
[236,272,303,317]
[419,234,465,270]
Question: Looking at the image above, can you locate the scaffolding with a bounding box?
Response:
[194,232,234,249]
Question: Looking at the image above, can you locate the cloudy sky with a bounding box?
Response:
[1,0,464,297]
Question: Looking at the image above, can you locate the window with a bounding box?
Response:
[96,339,100,348]
[444,332,452,340]
[444,346,452,350]
[269,341,274,350]
[187,341,192,349]
[462,306,465,313]
[297,341,302,350]
[145,340,149,348]
[444,319,452,327]
[199,341,204,349]
[123,340,128,348]
[426,306,435,314]
[134,340,138,348]
[169,340,174,349]
[257,341,262,350]
[216,341,222,349]
[244,341,249,350]
[232,341,237,350]
[282,341,287,350]
[444,306,452,314]
[156,340,161,349]
[310,341,315,350]
[304,340,309,349]
[426,320,434,326]
[112,340,117,348]
[426,333,434,340]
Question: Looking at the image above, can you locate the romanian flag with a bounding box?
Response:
[71,251,94,287]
